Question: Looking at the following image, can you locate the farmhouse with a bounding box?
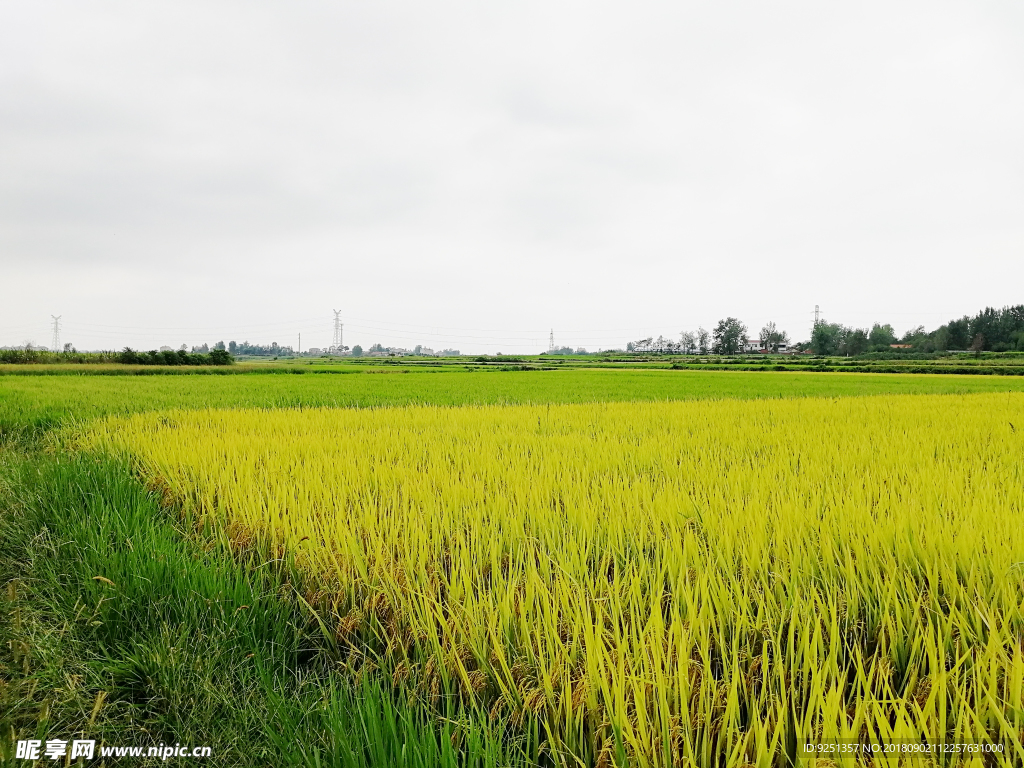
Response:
[743,339,789,353]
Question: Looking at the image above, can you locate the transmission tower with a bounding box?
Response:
[548,329,554,353]
[51,315,62,352]
[332,310,343,352]
[814,305,820,326]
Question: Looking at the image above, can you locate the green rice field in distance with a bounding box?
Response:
[4,368,1024,438]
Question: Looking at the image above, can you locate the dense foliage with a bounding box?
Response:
[0,347,233,366]
[227,340,290,357]
[0,348,121,364]
[930,304,1024,352]
[116,348,233,365]
[811,305,1024,355]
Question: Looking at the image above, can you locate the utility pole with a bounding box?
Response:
[51,315,61,352]
[298,333,301,355]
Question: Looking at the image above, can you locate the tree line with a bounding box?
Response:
[629,318,785,355]
[0,347,233,365]
[117,348,233,365]
[622,305,1024,357]
[0,346,119,365]
[225,341,294,357]
[811,305,1024,355]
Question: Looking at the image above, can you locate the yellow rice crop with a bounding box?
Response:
[84,393,1024,766]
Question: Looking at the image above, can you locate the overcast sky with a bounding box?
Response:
[2,1,1022,353]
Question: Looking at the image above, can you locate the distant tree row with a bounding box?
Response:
[917,305,1024,352]
[628,336,688,354]
[0,345,228,366]
[623,305,1023,357]
[811,305,1024,355]
[350,344,461,357]
[543,346,590,355]
[0,346,120,364]
[809,322,900,356]
[117,348,233,365]
[226,341,293,357]
[630,318,787,355]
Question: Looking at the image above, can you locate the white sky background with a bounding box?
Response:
[1,1,1022,353]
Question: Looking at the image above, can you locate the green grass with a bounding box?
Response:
[5,368,1024,442]
[0,450,527,767]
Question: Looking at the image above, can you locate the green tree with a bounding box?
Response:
[901,325,926,344]
[351,345,363,357]
[844,329,869,356]
[712,318,747,355]
[867,323,896,350]
[759,321,789,353]
[943,318,970,350]
[696,327,710,354]
[811,322,846,355]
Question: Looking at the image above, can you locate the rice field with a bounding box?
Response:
[6,367,1024,442]
[81,392,1024,766]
